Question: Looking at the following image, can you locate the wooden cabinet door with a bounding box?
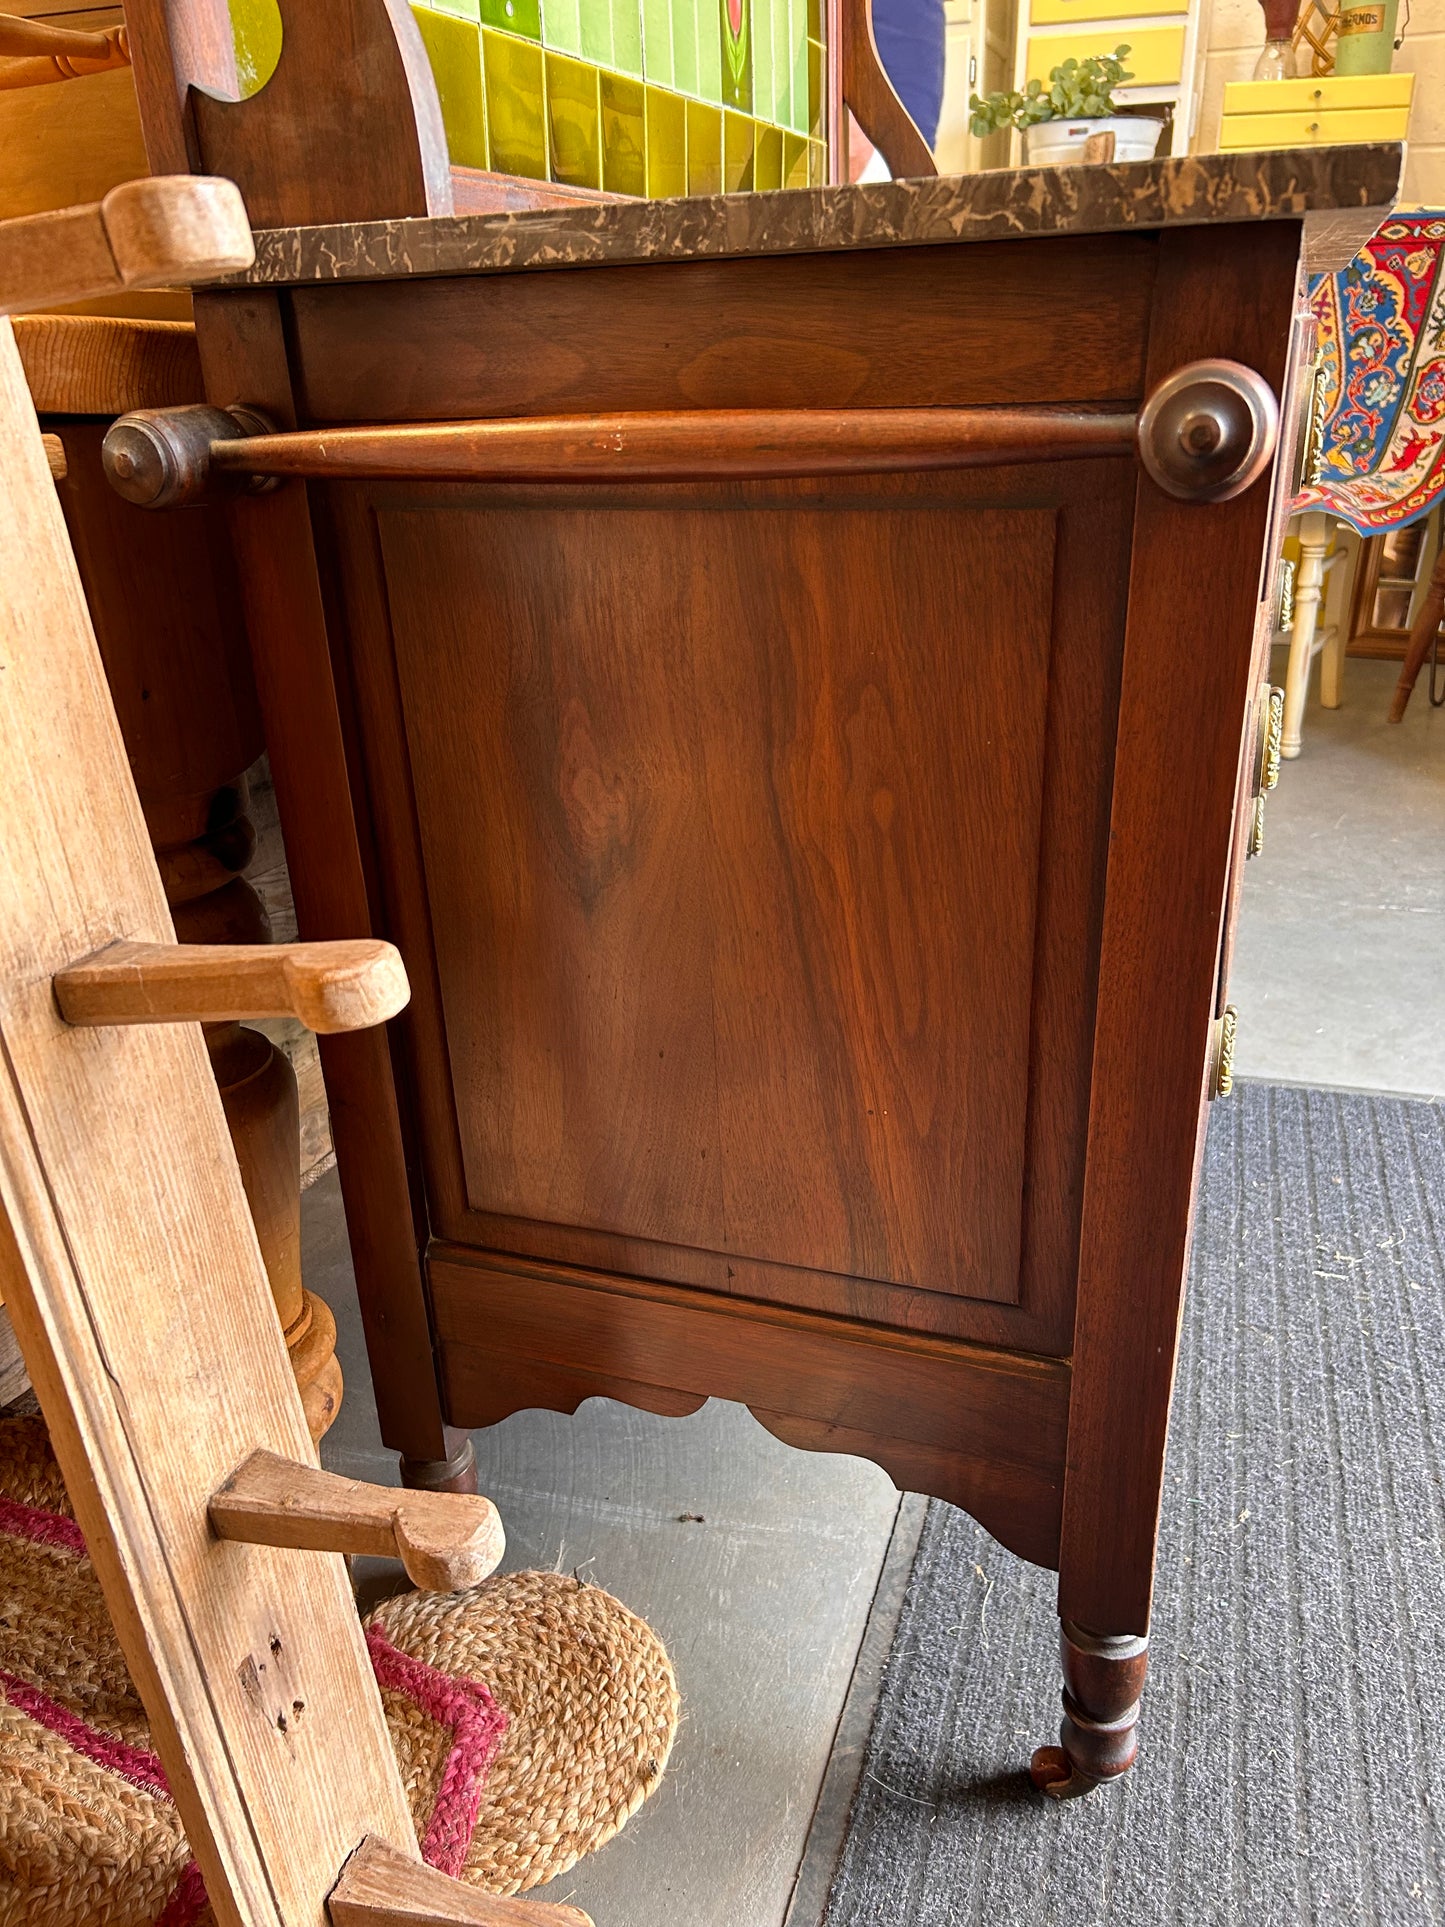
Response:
[327,459,1133,1353]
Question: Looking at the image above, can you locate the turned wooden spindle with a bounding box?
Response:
[0,14,131,90]
[1030,1621,1150,1799]
[21,324,347,1441]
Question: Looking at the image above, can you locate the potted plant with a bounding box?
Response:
[969,46,1165,167]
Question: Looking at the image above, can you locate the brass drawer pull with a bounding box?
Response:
[1209,1006,1239,1099]
[1247,683,1284,857]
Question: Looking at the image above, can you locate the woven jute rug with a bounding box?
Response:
[0,1416,678,1926]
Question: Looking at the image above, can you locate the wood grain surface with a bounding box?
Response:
[0,310,417,1926]
[323,455,1131,1360]
[430,1244,1070,1569]
[1059,219,1302,1638]
[288,236,1156,425]
[383,495,1053,1308]
[14,313,201,412]
[192,288,467,1470]
[55,936,410,1032]
[209,1448,504,1590]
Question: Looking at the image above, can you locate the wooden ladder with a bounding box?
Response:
[0,175,588,1927]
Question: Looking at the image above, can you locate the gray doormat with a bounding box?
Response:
[822,1083,1445,1927]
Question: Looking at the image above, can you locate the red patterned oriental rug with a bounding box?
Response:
[1298,211,1445,535]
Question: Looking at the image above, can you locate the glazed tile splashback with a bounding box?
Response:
[412,0,827,194]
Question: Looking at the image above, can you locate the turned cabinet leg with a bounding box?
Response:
[400,1436,479,1496]
[1030,1620,1149,1800]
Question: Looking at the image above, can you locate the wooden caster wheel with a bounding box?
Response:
[1029,1745,1101,1799]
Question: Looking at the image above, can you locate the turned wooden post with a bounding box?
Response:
[1030,1621,1149,1799]
[17,318,344,1438]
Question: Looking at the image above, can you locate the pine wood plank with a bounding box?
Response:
[0,302,419,1924]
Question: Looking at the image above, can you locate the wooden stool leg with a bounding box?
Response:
[1281,510,1329,758]
[1030,1620,1149,1800]
[1390,535,1445,724]
[400,1436,479,1496]
[164,802,344,1441]
[212,1017,343,1437]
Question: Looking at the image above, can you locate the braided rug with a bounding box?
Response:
[0,1417,678,1925]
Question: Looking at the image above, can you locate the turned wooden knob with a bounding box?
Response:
[103,404,275,509]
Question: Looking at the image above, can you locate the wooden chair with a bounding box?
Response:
[0,175,585,1927]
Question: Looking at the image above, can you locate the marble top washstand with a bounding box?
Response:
[228,144,1404,289]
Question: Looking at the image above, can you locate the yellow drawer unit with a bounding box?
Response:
[1025,23,1186,87]
[1220,72,1413,150]
[1030,0,1187,21]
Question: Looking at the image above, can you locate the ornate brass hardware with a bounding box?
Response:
[1137,360,1280,504]
[1247,684,1284,857]
[1259,684,1284,795]
[1209,1005,1239,1100]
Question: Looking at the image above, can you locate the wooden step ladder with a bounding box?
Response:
[0,174,589,1927]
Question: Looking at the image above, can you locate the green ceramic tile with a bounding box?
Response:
[481,0,541,35]
[808,135,824,185]
[807,36,822,138]
[412,6,488,168]
[720,0,751,113]
[754,120,781,189]
[543,0,584,53]
[783,129,807,186]
[768,0,790,127]
[786,0,807,129]
[686,99,722,190]
[643,0,672,85]
[546,51,601,186]
[483,29,549,176]
[612,0,644,75]
[578,0,612,65]
[723,108,754,189]
[420,0,480,16]
[670,0,698,94]
[600,71,646,193]
[646,85,687,194]
[697,0,723,102]
[751,0,772,122]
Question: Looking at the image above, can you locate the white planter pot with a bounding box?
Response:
[1024,116,1165,166]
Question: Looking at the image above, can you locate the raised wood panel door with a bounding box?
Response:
[339,461,1134,1343]
[386,494,1051,1306]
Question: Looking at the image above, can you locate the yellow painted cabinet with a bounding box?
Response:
[1013,0,1206,157]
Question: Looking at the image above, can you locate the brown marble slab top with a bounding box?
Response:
[231,144,1403,289]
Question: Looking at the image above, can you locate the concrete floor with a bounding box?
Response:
[310,649,1444,1926]
[1231,652,1445,1098]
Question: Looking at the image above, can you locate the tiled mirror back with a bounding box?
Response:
[226,0,826,199]
[413,0,826,195]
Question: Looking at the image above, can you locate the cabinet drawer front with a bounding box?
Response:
[1025,24,1184,86]
[1030,0,1187,21]
[1222,72,1414,113]
[1218,105,1410,148]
